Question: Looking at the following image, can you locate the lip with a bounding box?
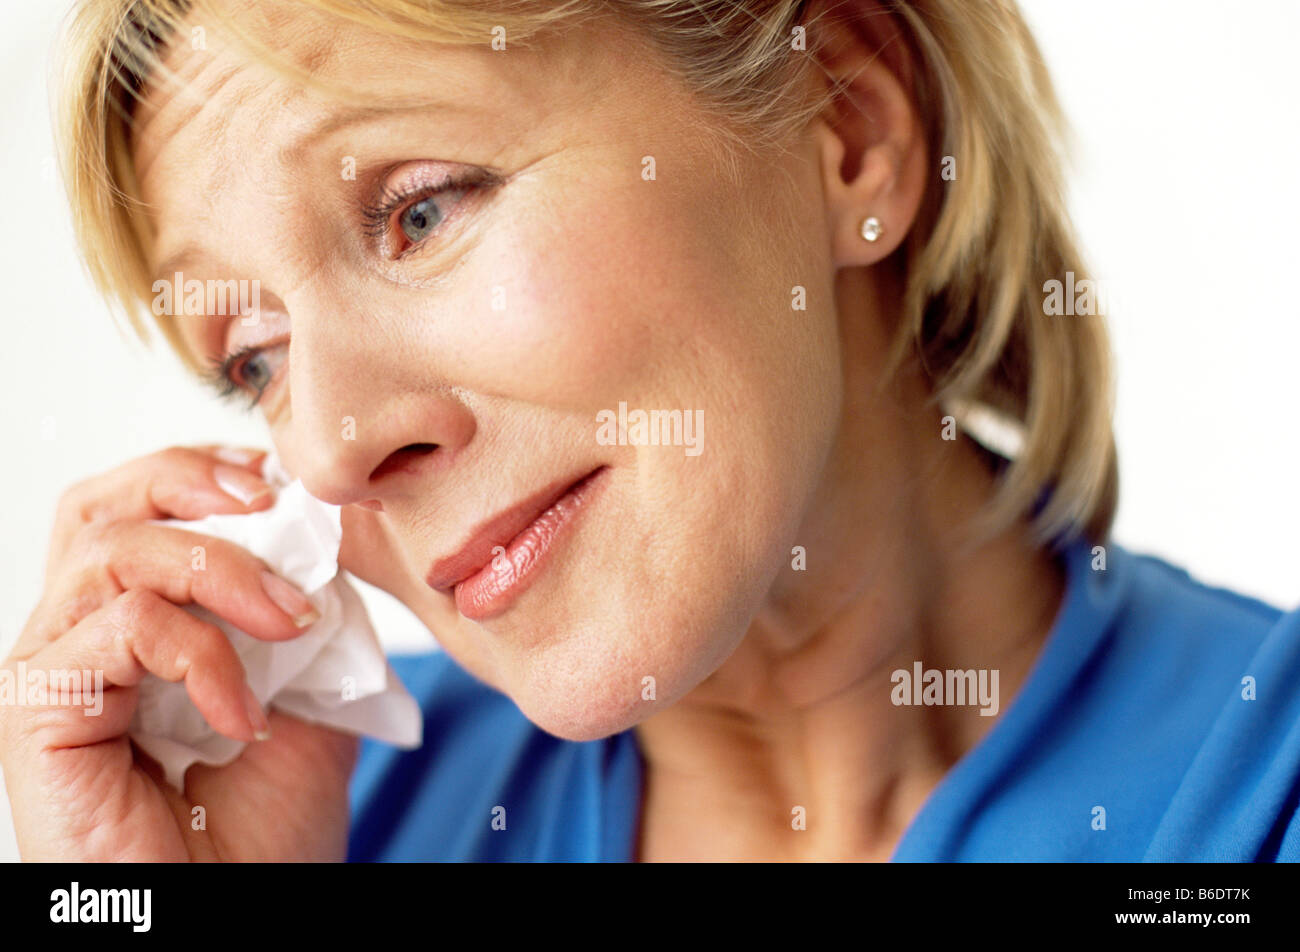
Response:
[425,466,609,621]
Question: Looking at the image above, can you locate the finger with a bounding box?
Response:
[49,446,275,562]
[190,444,269,471]
[8,589,266,753]
[22,522,319,656]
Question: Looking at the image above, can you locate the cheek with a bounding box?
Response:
[447,164,834,417]
[440,178,675,411]
[436,169,844,737]
[464,169,842,598]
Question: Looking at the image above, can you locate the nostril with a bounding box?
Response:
[371,442,438,482]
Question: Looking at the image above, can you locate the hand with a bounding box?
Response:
[0,446,359,861]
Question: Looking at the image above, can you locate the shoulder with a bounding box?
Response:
[1098,545,1295,723]
[900,542,1300,861]
[1071,543,1300,859]
[346,651,641,862]
[1115,546,1283,644]
[1047,542,1290,739]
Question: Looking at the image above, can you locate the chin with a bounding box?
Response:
[483,585,755,741]
[442,450,813,740]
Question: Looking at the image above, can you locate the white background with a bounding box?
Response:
[1,1,1297,861]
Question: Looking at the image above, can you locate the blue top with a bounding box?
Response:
[346,539,1300,861]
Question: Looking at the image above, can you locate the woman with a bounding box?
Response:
[3,0,1297,861]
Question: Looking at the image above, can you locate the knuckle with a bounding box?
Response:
[53,478,92,522]
[68,518,126,570]
[62,478,125,528]
[155,445,195,469]
[99,590,170,666]
[190,533,259,576]
[44,585,116,639]
[78,514,120,546]
[110,587,166,634]
[179,622,226,671]
[0,665,17,750]
[212,536,261,571]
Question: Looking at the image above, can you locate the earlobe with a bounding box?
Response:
[818,118,913,268]
[811,9,928,269]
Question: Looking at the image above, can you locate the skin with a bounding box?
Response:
[2,1,1064,860]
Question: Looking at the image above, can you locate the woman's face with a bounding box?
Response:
[134,6,845,739]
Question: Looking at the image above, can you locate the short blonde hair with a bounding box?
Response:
[57,0,1118,544]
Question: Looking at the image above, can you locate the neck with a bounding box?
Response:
[632,271,1067,861]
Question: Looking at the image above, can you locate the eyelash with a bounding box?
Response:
[203,168,496,406]
[358,170,491,256]
[202,344,267,411]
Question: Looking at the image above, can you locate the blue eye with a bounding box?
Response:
[203,343,287,409]
[360,168,498,256]
[399,197,442,244]
[240,349,277,392]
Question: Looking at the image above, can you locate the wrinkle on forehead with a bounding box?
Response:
[129,2,358,185]
[132,54,238,186]
[128,0,646,181]
[131,4,688,273]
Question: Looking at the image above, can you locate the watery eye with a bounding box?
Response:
[237,345,286,396]
[242,351,275,391]
[399,196,443,244]
[362,171,495,257]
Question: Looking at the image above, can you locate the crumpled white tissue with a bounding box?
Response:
[129,451,423,790]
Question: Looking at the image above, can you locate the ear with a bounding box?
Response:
[808,3,928,268]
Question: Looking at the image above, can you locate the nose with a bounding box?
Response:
[289,384,477,508]
[279,314,477,508]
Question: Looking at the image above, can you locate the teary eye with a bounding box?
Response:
[203,342,287,410]
[239,346,281,393]
[360,169,493,257]
[399,196,443,244]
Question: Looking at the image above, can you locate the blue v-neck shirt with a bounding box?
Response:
[346,540,1300,861]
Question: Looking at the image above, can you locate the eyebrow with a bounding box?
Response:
[150,97,467,282]
[274,97,463,167]
[149,95,484,375]
[151,247,201,288]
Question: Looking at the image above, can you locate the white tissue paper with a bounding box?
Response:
[129,451,423,790]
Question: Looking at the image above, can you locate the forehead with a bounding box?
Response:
[134,9,507,184]
[129,3,661,231]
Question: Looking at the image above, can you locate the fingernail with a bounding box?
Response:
[214,463,272,506]
[215,446,266,466]
[242,683,271,741]
[260,570,321,628]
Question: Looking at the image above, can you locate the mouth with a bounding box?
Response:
[424,465,610,621]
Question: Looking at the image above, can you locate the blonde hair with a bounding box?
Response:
[57,0,1117,544]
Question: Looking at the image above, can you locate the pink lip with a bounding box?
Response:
[425,466,609,621]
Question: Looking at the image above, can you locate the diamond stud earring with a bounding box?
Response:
[860,216,883,242]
